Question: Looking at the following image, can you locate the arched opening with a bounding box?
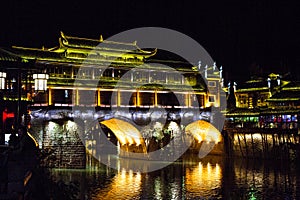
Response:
[100,118,147,154]
[185,120,222,144]
[185,120,223,156]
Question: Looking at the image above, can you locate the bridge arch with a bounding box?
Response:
[185,120,222,144]
[185,120,223,157]
[100,118,146,146]
[83,117,148,159]
[86,117,222,158]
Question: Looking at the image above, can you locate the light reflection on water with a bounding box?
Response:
[50,155,300,199]
[92,169,142,200]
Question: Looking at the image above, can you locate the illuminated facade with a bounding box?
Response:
[0,32,224,128]
[226,73,300,129]
[0,32,226,168]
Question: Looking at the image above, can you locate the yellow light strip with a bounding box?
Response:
[75,89,79,106]
[154,90,158,107]
[27,132,39,147]
[48,88,52,105]
[185,93,189,107]
[117,90,121,107]
[97,89,101,106]
[137,91,140,107]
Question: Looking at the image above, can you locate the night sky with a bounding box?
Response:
[0,0,299,83]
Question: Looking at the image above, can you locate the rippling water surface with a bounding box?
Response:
[50,155,300,199]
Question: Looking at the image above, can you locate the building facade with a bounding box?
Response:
[0,32,225,168]
[0,32,224,117]
[226,73,300,130]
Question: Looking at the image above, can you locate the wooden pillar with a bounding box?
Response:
[154,90,158,107]
[117,90,121,107]
[97,89,101,106]
[136,90,140,107]
[185,93,190,107]
[75,89,79,106]
[184,93,189,107]
[237,133,244,158]
[48,88,52,105]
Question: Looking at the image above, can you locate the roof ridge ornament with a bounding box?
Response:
[213,61,216,71]
[60,31,68,45]
[60,31,66,39]
[100,35,103,42]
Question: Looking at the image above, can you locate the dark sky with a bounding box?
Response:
[0,0,299,82]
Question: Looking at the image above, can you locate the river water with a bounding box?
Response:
[48,154,300,199]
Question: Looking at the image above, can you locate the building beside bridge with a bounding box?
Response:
[224,73,300,159]
[226,72,300,130]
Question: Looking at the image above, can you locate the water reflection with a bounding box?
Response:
[49,155,300,199]
[185,161,222,198]
[233,159,300,199]
[92,169,142,200]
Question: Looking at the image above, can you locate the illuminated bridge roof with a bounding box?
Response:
[3,32,157,66]
[0,48,21,62]
[1,32,223,77]
[1,32,221,92]
[59,32,156,55]
[10,46,63,61]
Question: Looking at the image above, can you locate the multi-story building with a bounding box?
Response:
[0,32,224,129]
[226,73,300,129]
[0,32,226,167]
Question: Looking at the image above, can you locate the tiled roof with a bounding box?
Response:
[267,82,300,102]
[0,48,20,62]
[60,32,156,56]
[10,47,63,60]
[237,78,267,90]
[268,92,300,101]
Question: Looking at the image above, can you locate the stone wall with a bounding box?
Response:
[30,118,86,169]
[42,143,86,168]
